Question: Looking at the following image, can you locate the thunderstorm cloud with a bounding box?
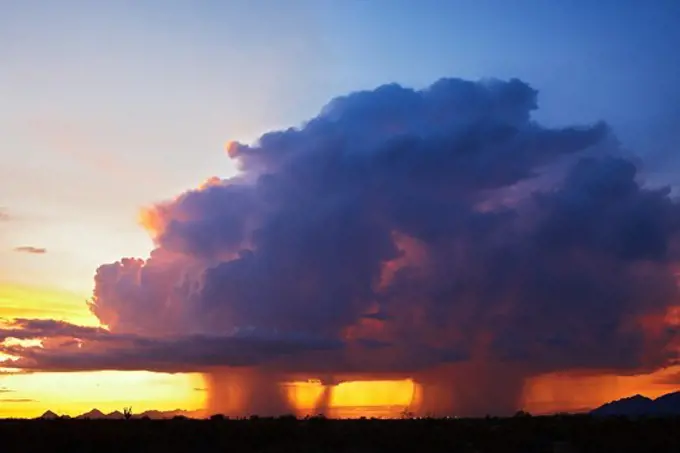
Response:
[2,77,679,416]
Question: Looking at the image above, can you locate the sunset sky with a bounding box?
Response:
[1,0,680,418]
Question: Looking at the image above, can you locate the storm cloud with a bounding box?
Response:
[0,318,342,373]
[2,77,679,416]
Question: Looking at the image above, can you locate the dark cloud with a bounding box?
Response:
[0,319,343,373]
[2,77,680,417]
[0,319,110,341]
[13,246,47,255]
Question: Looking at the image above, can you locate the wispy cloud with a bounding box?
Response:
[0,209,10,222]
[0,386,13,393]
[0,398,36,403]
[13,246,47,255]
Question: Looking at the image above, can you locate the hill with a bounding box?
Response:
[35,408,199,420]
[591,391,680,416]
[76,409,106,419]
[38,410,59,420]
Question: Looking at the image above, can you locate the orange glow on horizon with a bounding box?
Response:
[0,371,206,418]
[281,370,680,418]
[285,380,326,414]
[330,379,415,408]
[1,369,678,419]
[283,379,415,418]
[522,367,680,414]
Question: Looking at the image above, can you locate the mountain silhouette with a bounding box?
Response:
[134,409,196,419]
[591,391,680,416]
[652,391,680,412]
[76,409,106,419]
[39,410,59,420]
[37,408,200,420]
[105,410,125,419]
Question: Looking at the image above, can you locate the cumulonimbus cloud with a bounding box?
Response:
[2,77,679,416]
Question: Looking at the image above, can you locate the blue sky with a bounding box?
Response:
[1,0,679,293]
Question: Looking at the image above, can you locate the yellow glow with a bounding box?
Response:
[285,380,325,412]
[3,370,677,418]
[2,338,42,348]
[330,380,414,407]
[284,379,415,418]
[0,283,98,326]
[0,282,204,419]
[0,371,205,418]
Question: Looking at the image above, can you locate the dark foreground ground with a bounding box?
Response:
[0,415,678,453]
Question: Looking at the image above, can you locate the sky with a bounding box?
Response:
[1,0,680,418]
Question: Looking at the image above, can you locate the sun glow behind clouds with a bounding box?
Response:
[284,379,416,418]
[330,380,415,408]
[138,145,241,238]
[0,283,98,326]
[283,371,680,418]
[2,370,679,418]
[0,371,206,418]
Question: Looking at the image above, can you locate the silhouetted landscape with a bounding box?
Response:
[590,391,680,417]
[32,389,680,421]
[39,408,201,420]
[2,412,680,453]
[0,391,669,452]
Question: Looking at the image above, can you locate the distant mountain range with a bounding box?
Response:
[39,408,201,420]
[591,391,680,417]
[35,391,680,420]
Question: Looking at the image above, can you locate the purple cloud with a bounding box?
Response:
[3,76,679,417]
